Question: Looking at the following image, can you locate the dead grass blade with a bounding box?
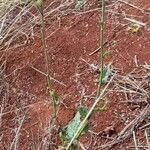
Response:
[99,104,150,150]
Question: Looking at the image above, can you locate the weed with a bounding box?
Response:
[59,106,89,149]
[96,0,106,97]
[64,0,112,149]
[35,0,59,118]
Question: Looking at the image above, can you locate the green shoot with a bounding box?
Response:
[65,0,110,149]
[35,0,59,118]
[96,0,106,97]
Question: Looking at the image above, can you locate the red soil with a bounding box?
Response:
[1,0,150,149]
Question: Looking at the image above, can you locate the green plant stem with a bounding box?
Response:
[38,4,56,118]
[96,0,106,97]
[65,74,115,150]
[65,1,106,149]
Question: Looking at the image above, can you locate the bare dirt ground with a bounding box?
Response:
[0,0,150,149]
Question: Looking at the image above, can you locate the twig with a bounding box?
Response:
[143,64,150,70]
[29,65,66,87]
[145,129,150,150]
[80,58,98,71]
[133,131,139,150]
[140,122,150,130]
[9,114,26,150]
[89,47,101,56]
[134,55,139,67]
[89,41,107,56]
[79,142,86,150]
[0,101,49,117]
[124,17,146,26]
[118,0,144,12]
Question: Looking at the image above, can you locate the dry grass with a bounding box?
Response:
[0,0,75,51]
[0,0,34,50]
[98,65,150,149]
[113,65,150,105]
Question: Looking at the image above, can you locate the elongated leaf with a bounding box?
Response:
[101,64,112,84]
[51,90,59,106]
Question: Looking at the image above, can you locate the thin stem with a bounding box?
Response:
[96,0,105,97]
[65,1,107,149]
[38,3,56,118]
[41,10,52,90]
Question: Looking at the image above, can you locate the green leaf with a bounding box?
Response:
[58,144,78,150]
[66,111,81,140]
[59,106,89,149]
[59,128,68,142]
[78,120,89,136]
[51,90,60,106]
[77,106,88,119]
[101,64,112,84]
[66,106,89,140]
[70,143,78,150]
